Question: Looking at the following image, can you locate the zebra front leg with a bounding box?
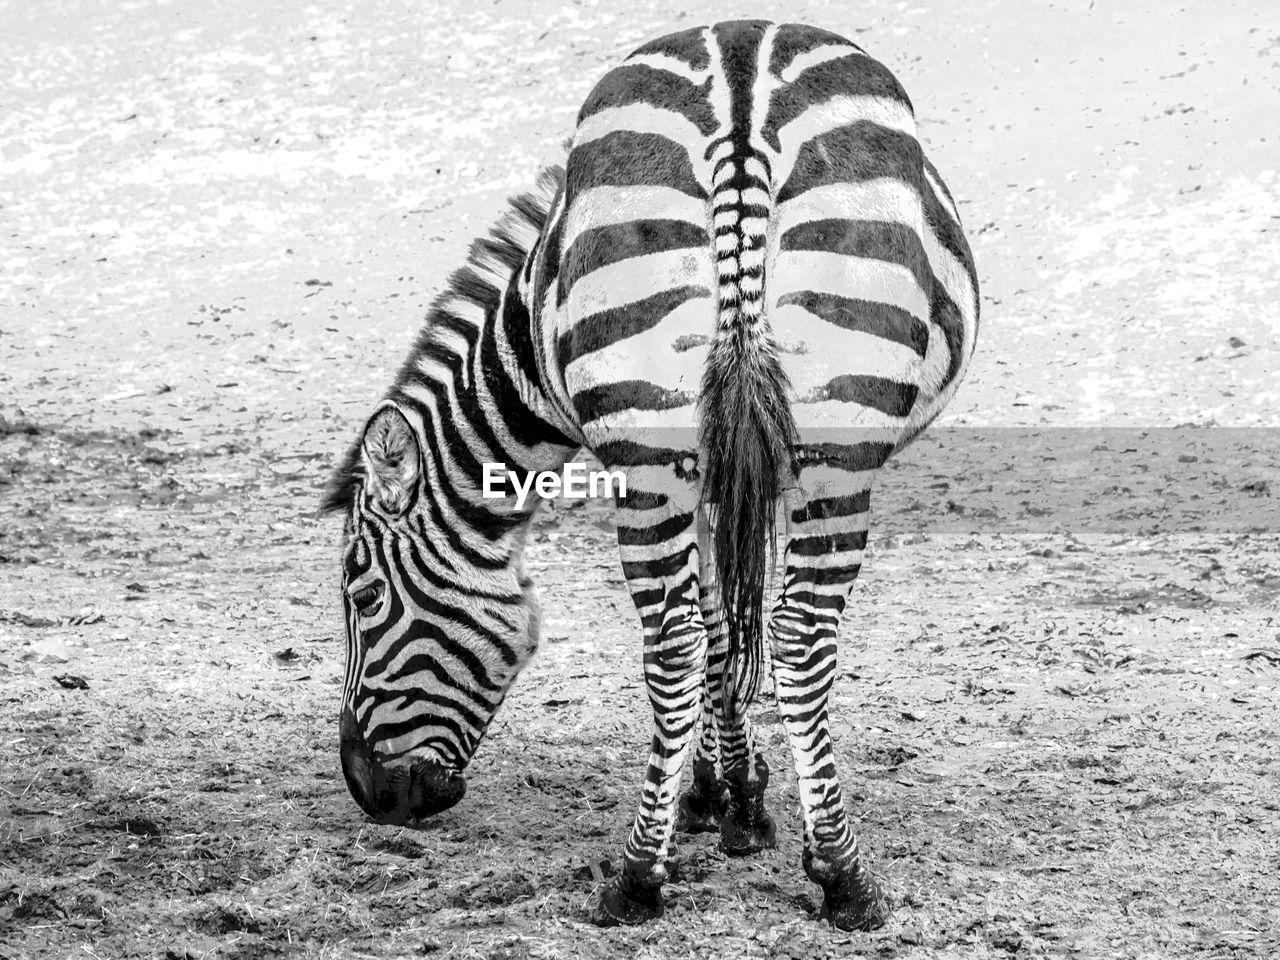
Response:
[592,491,708,926]
[698,519,775,855]
[771,492,889,931]
[676,569,734,834]
[675,646,729,833]
[714,693,776,856]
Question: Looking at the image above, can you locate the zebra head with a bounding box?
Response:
[330,400,542,825]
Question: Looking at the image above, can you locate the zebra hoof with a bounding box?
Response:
[676,784,729,833]
[718,807,777,856]
[589,875,665,926]
[815,859,890,932]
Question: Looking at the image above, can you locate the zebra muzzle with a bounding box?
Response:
[339,709,466,824]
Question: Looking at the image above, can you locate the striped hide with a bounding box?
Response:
[324,19,978,932]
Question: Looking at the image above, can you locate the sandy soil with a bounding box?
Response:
[2,1,1277,957]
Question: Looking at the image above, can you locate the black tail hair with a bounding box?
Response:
[698,155,796,721]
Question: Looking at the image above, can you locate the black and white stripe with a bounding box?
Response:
[325,20,978,932]
[325,176,579,771]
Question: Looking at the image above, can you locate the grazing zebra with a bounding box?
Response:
[323,20,978,931]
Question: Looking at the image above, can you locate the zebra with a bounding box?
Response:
[323,20,978,932]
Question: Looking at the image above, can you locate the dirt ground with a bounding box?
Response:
[2,1,1277,958]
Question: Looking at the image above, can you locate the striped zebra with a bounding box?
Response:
[323,20,978,931]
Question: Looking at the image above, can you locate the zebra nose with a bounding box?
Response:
[339,709,466,824]
[339,708,381,819]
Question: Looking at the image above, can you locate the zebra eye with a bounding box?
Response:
[350,584,383,615]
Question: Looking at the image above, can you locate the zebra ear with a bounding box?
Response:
[359,404,421,516]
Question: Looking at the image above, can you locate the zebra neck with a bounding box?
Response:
[389,270,578,554]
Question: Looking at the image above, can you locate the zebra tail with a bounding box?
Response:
[698,153,797,723]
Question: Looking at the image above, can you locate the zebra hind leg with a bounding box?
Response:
[773,594,888,930]
[590,480,709,926]
[771,478,890,931]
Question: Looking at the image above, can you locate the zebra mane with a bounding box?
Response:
[320,165,565,516]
